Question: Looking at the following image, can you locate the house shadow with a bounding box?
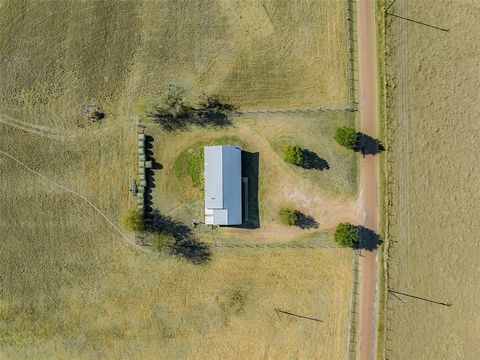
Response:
[356,226,383,251]
[234,150,260,229]
[295,211,319,229]
[357,133,385,156]
[301,149,329,170]
[146,209,211,264]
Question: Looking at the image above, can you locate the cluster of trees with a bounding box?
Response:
[146,85,233,131]
[122,209,210,264]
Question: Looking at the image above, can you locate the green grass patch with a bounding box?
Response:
[173,135,246,189]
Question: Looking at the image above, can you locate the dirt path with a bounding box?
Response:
[356,0,379,359]
[0,114,62,139]
[0,148,145,253]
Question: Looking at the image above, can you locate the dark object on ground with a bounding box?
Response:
[82,105,105,121]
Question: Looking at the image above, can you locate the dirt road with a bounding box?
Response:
[356,0,379,359]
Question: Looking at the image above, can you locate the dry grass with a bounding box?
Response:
[0,0,348,131]
[0,122,354,359]
[385,0,480,358]
[0,0,354,358]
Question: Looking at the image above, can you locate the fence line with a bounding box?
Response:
[345,1,360,359]
[346,0,358,112]
[383,1,397,358]
[347,250,361,360]
[211,242,338,249]
[230,107,355,116]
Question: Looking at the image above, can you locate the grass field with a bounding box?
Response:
[384,1,480,358]
[0,119,355,359]
[0,0,356,358]
[0,0,349,131]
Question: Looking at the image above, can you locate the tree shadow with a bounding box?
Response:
[146,95,234,132]
[301,149,330,170]
[235,151,260,229]
[294,211,319,229]
[357,133,385,156]
[146,209,211,264]
[356,226,383,251]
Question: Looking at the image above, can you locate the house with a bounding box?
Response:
[204,145,242,225]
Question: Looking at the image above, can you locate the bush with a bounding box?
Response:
[283,145,304,166]
[334,223,360,248]
[82,105,105,121]
[149,232,175,252]
[122,210,145,232]
[334,126,359,150]
[279,208,298,226]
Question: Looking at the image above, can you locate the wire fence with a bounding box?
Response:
[346,0,358,112]
[210,242,338,249]
[345,0,360,358]
[347,250,361,360]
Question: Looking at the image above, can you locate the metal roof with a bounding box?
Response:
[204,146,242,225]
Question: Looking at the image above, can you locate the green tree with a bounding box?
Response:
[334,223,360,248]
[122,210,145,232]
[283,145,304,166]
[334,126,359,150]
[279,207,298,226]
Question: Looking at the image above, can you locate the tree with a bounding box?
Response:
[279,207,298,226]
[161,84,191,118]
[283,145,304,166]
[122,210,145,232]
[335,126,359,150]
[334,223,360,248]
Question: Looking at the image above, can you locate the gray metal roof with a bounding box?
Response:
[204,146,242,225]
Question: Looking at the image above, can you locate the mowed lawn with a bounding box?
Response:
[0,0,349,131]
[385,0,480,359]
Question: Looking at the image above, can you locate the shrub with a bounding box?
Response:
[82,105,104,121]
[149,232,175,252]
[283,145,304,166]
[334,223,360,248]
[122,210,145,232]
[279,207,298,226]
[334,126,359,150]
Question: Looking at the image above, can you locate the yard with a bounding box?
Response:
[148,110,360,245]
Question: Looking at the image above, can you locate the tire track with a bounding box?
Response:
[0,148,146,252]
[0,114,62,140]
